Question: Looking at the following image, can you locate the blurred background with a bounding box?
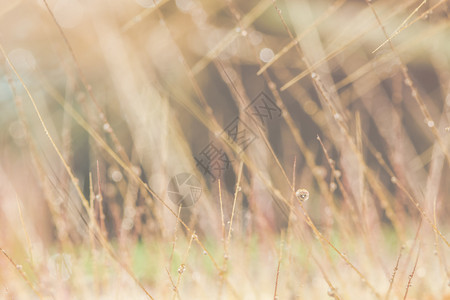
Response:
[0,0,449,299]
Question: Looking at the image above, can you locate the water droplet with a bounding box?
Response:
[327,287,336,297]
[203,251,207,255]
[333,113,342,121]
[404,78,412,86]
[295,189,309,202]
[333,170,341,178]
[192,233,198,240]
[241,30,248,37]
[16,264,23,270]
[178,264,186,274]
[259,48,274,63]
[330,182,337,192]
[311,72,318,79]
[391,176,398,184]
[111,170,123,182]
[103,123,112,132]
[426,120,434,128]
[236,186,242,192]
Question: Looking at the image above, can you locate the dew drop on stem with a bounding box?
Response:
[178,264,186,274]
[330,182,337,192]
[333,113,342,121]
[334,170,341,178]
[103,123,112,133]
[296,189,309,202]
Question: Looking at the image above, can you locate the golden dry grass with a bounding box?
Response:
[0,0,450,299]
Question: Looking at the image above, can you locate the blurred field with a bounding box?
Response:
[1,0,450,299]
